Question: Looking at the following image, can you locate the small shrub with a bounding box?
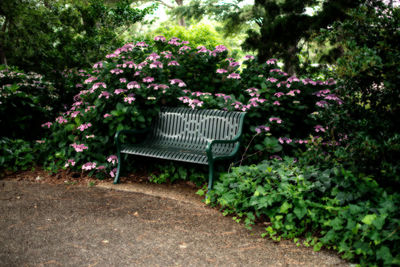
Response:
[208,158,400,265]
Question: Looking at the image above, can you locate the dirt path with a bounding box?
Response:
[0,173,349,266]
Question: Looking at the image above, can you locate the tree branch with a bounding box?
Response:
[155,0,174,9]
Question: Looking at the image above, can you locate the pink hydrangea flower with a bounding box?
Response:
[98,91,111,99]
[77,122,92,132]
[314,125,326,132]
[84,76,97,84]
[274,92,285,98]
[104,113,112,118]
[150,61,163,69]
[114,89,127,95]
[124,94,135,104]
[170,79,186,87]
[41,122,52,128]
[110,68,123,74]
[107,155,118,165]
[119,78,127,83]
[273,101,281,106]
[266,58,278,65]
[216,69,228,74]
[269,117,282,124]
[168,61,180,66]
[148,53,160,61]
[127,81,140,89]
[244,55,255,60]
[93,61,103,68]
[227,73,241,79]
[136,41,148,47]
[70,111,81,118]
[255,125,270,133]
[56,116,68,124]
[82,162,97,171]
[267,77,278,83]
[154,35,166,42]
[64,159,76,168]
[110,168,117,178]
[143,77,154,83]
[214,45,228,53]
[278,137,293,144]
[70,143,88,152]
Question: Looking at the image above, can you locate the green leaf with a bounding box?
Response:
[279,201,292,214]
[361,214,377,225]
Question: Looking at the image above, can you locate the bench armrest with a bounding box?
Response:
[205,112,246,161]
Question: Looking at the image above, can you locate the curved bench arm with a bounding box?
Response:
[114,128,150,184]
[205,112,246,161]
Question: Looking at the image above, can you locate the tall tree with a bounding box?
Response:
[0,0,153,73]
[172,0,362,74]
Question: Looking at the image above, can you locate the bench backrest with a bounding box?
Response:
[146,107,246,152]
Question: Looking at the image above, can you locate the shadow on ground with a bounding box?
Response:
[0,176,348,266]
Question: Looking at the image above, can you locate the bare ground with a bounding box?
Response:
[0,170,349,266]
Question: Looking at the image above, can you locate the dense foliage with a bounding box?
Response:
[0,65,58,140]
[0,0,154,74]
[208,158,400,265]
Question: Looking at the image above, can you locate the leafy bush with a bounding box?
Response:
[314,2,400,188]
[39,36,340,177]
[0,65,58,140]
[0,138,44,173]
[208,158,400,265]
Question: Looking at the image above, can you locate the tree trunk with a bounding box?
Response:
[175,0,186,27]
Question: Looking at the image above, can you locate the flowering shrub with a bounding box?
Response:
[0,65,58,140]
[40,36,341,176]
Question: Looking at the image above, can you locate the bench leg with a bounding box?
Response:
[208,161,215,192]
[113,152,122,184]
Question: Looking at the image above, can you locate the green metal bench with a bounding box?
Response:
[114,107,246,191]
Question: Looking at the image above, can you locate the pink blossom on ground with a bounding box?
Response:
[124,94,135,104]
[41,122,52,128]
[107,155,118,165]
[227,73,241,79]
[82,162,97,171]
[64,159,76,168]
[110,168,117,178]
[269,117,282,124]
[70,143,88,152]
